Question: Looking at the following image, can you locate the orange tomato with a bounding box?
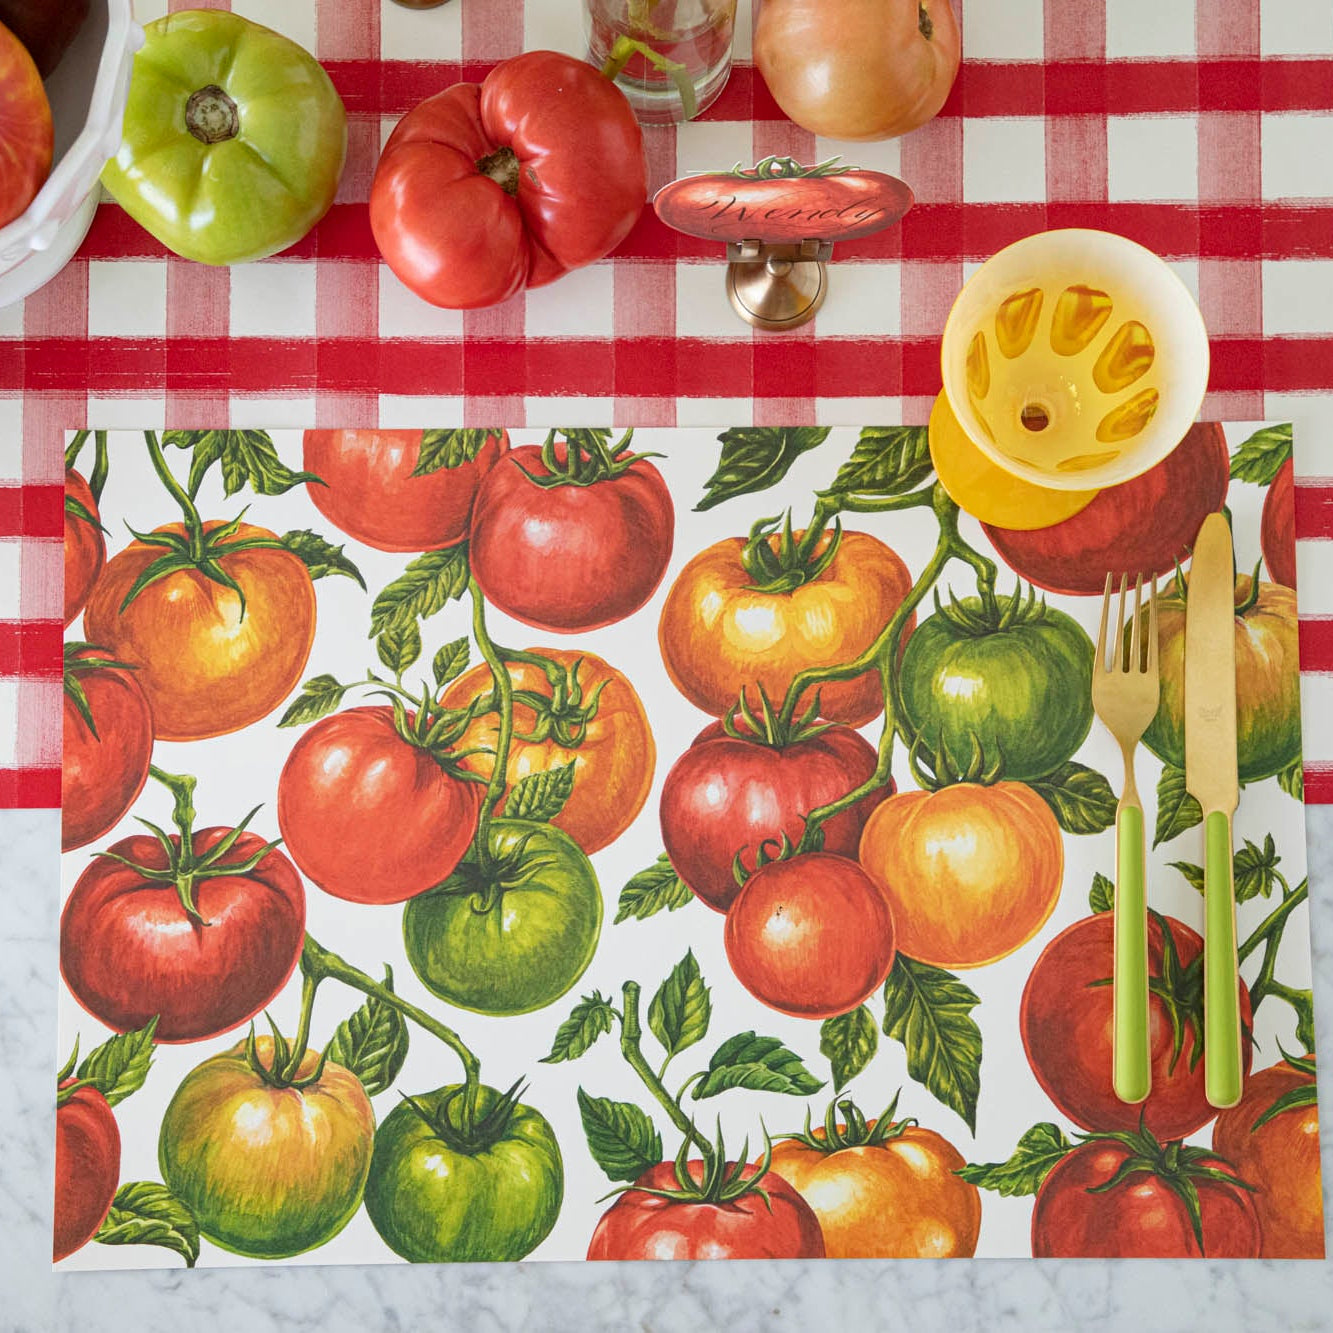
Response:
[84,521,316,741]
[768,1116,980,1258]
[754,0,960,142]
[1212,1056,1324,1258]
[658,529,914,727]
[858,782,1063,968]
[443,648,655,854]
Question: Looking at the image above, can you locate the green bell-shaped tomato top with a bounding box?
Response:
[102,12,347,265]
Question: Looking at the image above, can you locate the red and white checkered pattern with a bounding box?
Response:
[3,0,1333,803]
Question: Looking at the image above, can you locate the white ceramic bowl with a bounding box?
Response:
[0,0,142,308]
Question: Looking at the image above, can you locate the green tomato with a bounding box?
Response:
[158,1038,375,1259]
[403,819,603,1015]
[899,588,1094,781]
[365,1083,564,1263]
[101,12,347,265]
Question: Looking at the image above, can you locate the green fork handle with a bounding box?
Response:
[1204,808,1244,1108]
[1113,803,1150,1103]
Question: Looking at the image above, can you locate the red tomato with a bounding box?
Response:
[60,827,306,1043]
[983,422,1230,596]
[61,647,154,852]
[54,1081,120,1263]
[1261,457,1297,589]
[0,20,52,226]
[660,719,891,912]
[1032,1138,1261,1258]
[370,51,646,309]
[302,429,509,552]
[1021,913,1253,1139]
[277,706,483,905]
[587,1160,826,1260]
[64,470,105,626]
[724,853,896,1019]
[469,445,674,633]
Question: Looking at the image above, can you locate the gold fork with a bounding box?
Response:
[1092,573,1159,1104]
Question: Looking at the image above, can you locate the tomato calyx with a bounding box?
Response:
[244,1011,330,1090]
[1077,1119,1256,1257]
[94,766,279,926]
[780,1091,913,1154]
[1251,1047,1317,1132]
[933,581,1050,639]
[372,679,492,777]
[476,146,520,197]
[721,682,832,749]
[399,1078,529,1155]
[432,822,552,911]
[919,2,935,40]
[616,1123,777,1208]
[740,512,844,594]
[731,832,808,889]
[479,650,613,748]
[728,154,855,180]
[1234,564,1264,617]
[907,731,1004,792]
[514,428,665,490]
[63,641,139,739]
[185,85,240,146]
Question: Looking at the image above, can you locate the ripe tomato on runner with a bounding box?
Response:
[54,1082,120,1263]
[0,20,53,226]
[468,436,674,633]
[659,522,914,727]
[64,469,105,626]
[302,428,508,552]
[84,520,316,741]
[277,705,483,905]
[858,782,1062,969]
[443,649,654,854]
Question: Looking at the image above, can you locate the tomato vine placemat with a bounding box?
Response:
[56,425,1320,1267]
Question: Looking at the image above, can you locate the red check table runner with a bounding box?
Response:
[3,0,1333,804]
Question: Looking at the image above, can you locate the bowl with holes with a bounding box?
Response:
[940,228,1210,492]
[0,0,142,308]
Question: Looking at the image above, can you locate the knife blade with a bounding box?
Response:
[1184,511,1242,1109]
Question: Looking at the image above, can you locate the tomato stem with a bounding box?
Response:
[1239,874,1314,1048]
[600,36,698,120]
[90,432,110,505]
[144,431,207,561]
[469,579,515,866]
[64,429,90,469]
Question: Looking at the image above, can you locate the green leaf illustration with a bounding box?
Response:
[1172,835,1281,904]
[94,1181,199,1268]
[825,426,933,499]
[281,529,367,589]
[377,623,422,676]
[695,427,831,511]
[542,993,616,1064]
[75,1017,159,1108]
[1089,872,1115,914]
[432,638,470,689]
[326,967,410,1097]
[881,956,982,1134]
[1229,423,1292,486]
[414,428,505,473]
[370,546,471,637]
[577,1089,662,1183]
[163,429,320,498]
[278,673,350,727]
[614,854,695,923]
[1278,758,1304,802]
[648,951,711,1061]
[694,1032,824,1100]
[956,1123,1073,1197]
[1029,762,1117,835]
[503,762,576,821]
[819,1005,879,1091]
[1155,763,1203,846]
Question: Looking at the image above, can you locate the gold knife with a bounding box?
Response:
[1184,511,1243,1109]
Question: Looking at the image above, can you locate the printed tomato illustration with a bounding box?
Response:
[1142,574,1301,784]
[302,428,509,552]
[365,1083,564,1262]
[858,782,1063,969]
[63,470,105,626]
[661,713,891,912]
[403,819,602,1015]
[898,586,1094,782]
[159,1038,375,1260]
[277,705,483,905]
[724,852,895,1019]
[1031,1133,1261,1258]
[1020,912,1254,1139]
[1261,456,1297,589]
[587,1159,826,1260]
[444,649,655,854]
[84,521,316,741]
[468,435,674,633]
[659,523,914,727]
[61,645,154,852]
[60,826,306,1043]
[983,422,1230,597]
[1212,1055,1323,1258]
[768,1101,980,1257]
[53,1082,120,1263]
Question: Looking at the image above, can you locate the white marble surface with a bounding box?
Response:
[7,805,1333,1332]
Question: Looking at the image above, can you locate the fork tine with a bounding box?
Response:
[1148,577,1159,669]
[1116,572,1128,672]
[1131,574,1143,672]
[1097,572,1112,673]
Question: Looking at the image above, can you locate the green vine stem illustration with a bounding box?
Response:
[1238,873,1314,1049]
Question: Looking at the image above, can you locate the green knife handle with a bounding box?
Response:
[1204,809,1243,1108]
[1113,803,1150,1103]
